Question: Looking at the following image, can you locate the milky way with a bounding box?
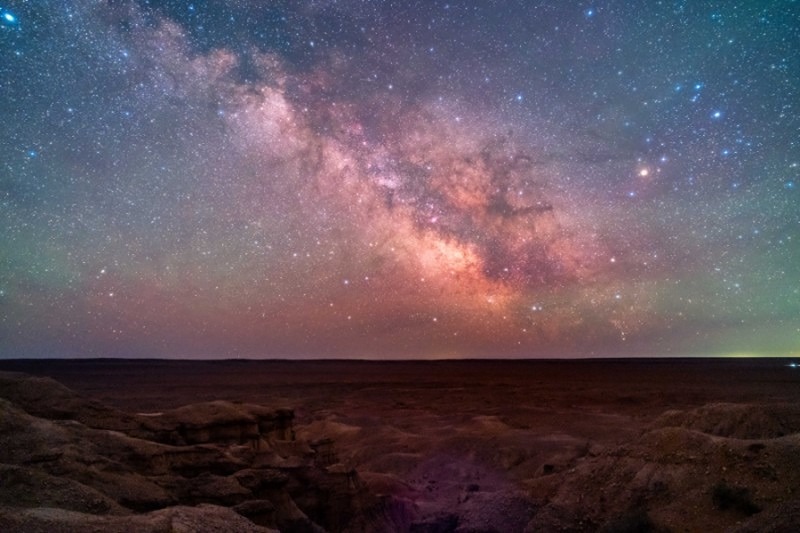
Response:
[1,1,798,358]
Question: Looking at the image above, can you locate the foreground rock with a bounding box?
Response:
[300,399,800,531]
[0,504,275,533]
[0,372,386,532]
[525,403,800,531]
[3,370,800,531]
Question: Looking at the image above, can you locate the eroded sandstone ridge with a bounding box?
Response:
[3,366,800,532]
[0,372,383,532]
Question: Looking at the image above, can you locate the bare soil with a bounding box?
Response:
[2,358,800,532]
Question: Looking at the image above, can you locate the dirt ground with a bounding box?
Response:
[3,358,800,531]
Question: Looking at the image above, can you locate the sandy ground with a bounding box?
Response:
[2,358,800,531]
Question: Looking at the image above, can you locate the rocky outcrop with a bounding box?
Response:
[652,402,800,439]
[154,401,295,446]
[5,368,800,532]
[0,371,385,532]
[525,413,800,532]
[0,504,277,533]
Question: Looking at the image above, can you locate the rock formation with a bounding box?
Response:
[524,403,800,531]
[3,368,800,531]
[0,372,383,532]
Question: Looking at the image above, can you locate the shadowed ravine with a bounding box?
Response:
[1,359,800,531]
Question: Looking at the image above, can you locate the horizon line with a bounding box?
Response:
[1,354,797,363]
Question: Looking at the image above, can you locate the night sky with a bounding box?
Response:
[1,1,798,359]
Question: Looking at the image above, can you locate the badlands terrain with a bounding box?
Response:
[1,358,800,532]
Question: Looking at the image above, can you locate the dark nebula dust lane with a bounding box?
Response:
[1,1,798,358]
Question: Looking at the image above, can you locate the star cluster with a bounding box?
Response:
[1,1,798,358]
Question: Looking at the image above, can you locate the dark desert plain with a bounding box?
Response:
[3,357,800,532]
